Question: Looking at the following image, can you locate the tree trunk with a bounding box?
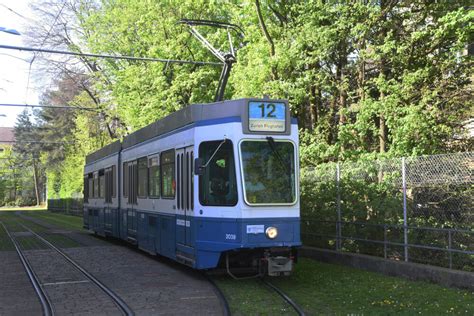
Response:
[13,170,17,200]
[309,85,319,131]
[32,159,40,206]
[379,0,389,154]
[255,0,278,80]
[338,53,347,152]
[300,102,307,131]
[358,47,366,101]
[255,0,275,56]
[329,96,338,144]
[379,117,387,153]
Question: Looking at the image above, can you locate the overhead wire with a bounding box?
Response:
[0,140,74,144]
[0,103,98,111]
[0,44,223,66]
[0,4,29,20]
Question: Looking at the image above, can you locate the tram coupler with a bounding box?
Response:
[264,250,293,276]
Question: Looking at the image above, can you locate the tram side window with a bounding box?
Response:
[112,165,116,198]
[148,156,160,198]
[88,174,93,198]
[83,175,88,202]
[199,140,237,206]
[138,157,148,198]
[161,150,175,198]
[93,172,99,198]
[123,162,129,197]
[104,167,114,203]
[99,169,105,198]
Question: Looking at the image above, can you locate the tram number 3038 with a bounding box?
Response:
[225,234,237,240]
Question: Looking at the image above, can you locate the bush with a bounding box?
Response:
[14,196,36,207]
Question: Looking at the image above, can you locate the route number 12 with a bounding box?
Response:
[258,103,276,118]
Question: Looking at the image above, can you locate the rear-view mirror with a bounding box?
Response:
[194,158,204,176]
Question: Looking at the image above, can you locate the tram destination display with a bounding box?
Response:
[248,101,286,132]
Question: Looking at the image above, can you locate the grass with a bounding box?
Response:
[271,258,473,315]
[0,212,25,232]
[16,236,48,250]
[215,258,474,315]
[0,222,14,251]
[214,276,294,315]
[0,211,82,250]
[43,233,82,248]
[0,213,42,250]
[10,210,83,230]
[22,211,83,231]
[0,205,47,211]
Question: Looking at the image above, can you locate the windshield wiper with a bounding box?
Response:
[203,137,227,168]
[266,137,291,174]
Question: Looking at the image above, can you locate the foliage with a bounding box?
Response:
[12,110,45,204]
[1,122,42,207]
[79,0,472,161]
[11,1,472,200]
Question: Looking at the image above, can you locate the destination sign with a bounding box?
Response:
[248,101,286,132]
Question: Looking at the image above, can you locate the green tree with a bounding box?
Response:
[13,110,44,205]
[20,0,473,200]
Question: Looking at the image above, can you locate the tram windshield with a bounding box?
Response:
[240,140,297,205]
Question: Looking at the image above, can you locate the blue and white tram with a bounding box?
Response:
[83,98,301,276]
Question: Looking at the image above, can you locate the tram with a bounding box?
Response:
[83,98,300,276]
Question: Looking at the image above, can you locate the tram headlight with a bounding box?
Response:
[265,226,278,239]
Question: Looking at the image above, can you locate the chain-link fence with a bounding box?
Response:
[301,152,473,272]
[48,198,83,217]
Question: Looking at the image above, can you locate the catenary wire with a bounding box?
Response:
[0,103,98,111]
[0,44,223,66]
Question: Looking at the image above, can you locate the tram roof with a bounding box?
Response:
[86,98,280,164]
[122,98,252,150]
[85,140,121,165]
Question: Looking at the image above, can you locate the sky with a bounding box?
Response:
[0,0,39,128]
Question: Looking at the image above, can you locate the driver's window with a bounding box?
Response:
[199,140,237,206]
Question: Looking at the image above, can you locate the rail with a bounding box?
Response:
[0,221,54,316]
[18,223,134,316]
[204,274,231,316]
[261,279,305,316]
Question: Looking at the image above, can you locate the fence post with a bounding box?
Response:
[448,230,452,269]
[402,157,408,262]
[336,162,341,251]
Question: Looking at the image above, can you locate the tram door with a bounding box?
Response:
[104,167,113,234]
[176,146,194,247]
[127,161,138,241]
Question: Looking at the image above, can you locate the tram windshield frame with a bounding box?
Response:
[239,139,297,206]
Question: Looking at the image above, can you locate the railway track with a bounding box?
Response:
[0,219,134,316]
[3,213,303,316]
[206,268,304,316]
[204,273,232,316]
[0,221,53,316]
[6,214,231,316]
[17,214,232,316]
[261,278,306,316]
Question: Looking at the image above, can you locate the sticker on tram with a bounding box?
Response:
[246,225,264,234]
[248,101,286,132]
